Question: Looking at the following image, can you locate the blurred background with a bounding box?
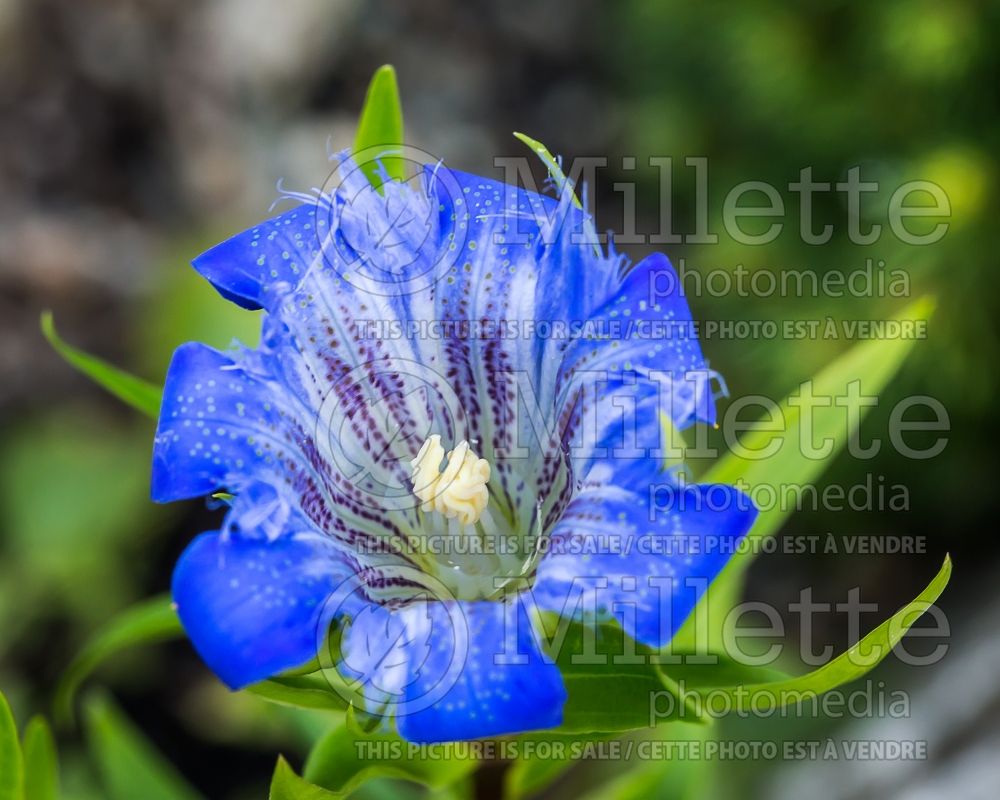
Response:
[0,0,996,798]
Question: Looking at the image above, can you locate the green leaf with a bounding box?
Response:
[247,672,351,713]
[577,738,714,800]
[659,654,790,689]
[353,65,405,188]
[676,555,951,713]
[504,725,718,800]
[0,411,167,644]
[504,758,568,800]
[0,691,23,800]
[674,295,936,651]
[21,717,59,800]
[543,619,704,733]
[55,595,183,727]
[41,311,163,419]
[270,757,343,800]
[570,724,715,800]
[84,693,204,800]
[303,715,476,795]
[544,618,791,734]
[512,132,582,209]
[577,762,665,800]
[513,132,603,258]
[503,734,595,800]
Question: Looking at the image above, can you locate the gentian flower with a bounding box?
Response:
[152,151,756,743]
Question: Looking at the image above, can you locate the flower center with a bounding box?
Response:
[394,432,568,603]
[410,435,491,526]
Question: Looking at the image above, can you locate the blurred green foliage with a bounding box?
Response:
[600,0,996,559]
[0,412,161,639]
[1,1,993,798]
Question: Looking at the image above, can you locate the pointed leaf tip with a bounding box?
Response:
[41,311,163,419]
[1,690,24,800]
[668,554,952,715]
[22,717,59,800]
[353,64,405,188]
[512,131,583,210]
[269,757,342,800]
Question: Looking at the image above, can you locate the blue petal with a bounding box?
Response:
[172,521,348,689]
[192,204,322,310]
[424,164,624,407]
[340,597,566,742]
[532,460,757,648]
[420,165,626,528]
[186,161,466,483]
[424,163,623,324]
[558,252,718,429]
[151,342,292,502]
[152,338,437,588]
[559,373,669,485]
[179,159,663,535]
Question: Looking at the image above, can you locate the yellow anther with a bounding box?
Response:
[410,435,491,526]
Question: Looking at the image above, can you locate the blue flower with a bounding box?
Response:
[152,152,756,743]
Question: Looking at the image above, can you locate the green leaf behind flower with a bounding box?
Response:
[269,757,343,800]
[0,691,23,800]
[55,595,182,727]
[0,692,61,800]
[674,295,937,651]
[84,693,204,800]
[41,311,162,420]
[502,731,617,800]
[503,756,570,800]
[21,717,59,800]
[354,65,405,188]
[302,711,476,795]
[512,132,583,210]
[55,595,356,727]
[247,673,351,714]
[675,555,951,714]
[542,618,787,734]
[548,619,701,732]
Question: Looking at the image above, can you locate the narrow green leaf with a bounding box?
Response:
[303,716,476,795]
[55,596,182,727]
[675,556,952,713]
[577,761,666,800]
[0,692,23,800]
[512,132,583,209]
[505,726,713,800]
[538,616,792,736]
[21,717,59,800]
[41,311,162,419]
[504,757,569,800]
[572,724,715,800]
[353,65,405,188]
[674,296,936,650]
[659,654,790,689]
[84,693,204,800]
[503,744,582,800]
[434,775,475,800]
[270,757,343,800]
[247,672,351,713]
[513,132,603,257]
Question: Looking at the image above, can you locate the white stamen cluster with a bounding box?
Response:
[410,435,491,526]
